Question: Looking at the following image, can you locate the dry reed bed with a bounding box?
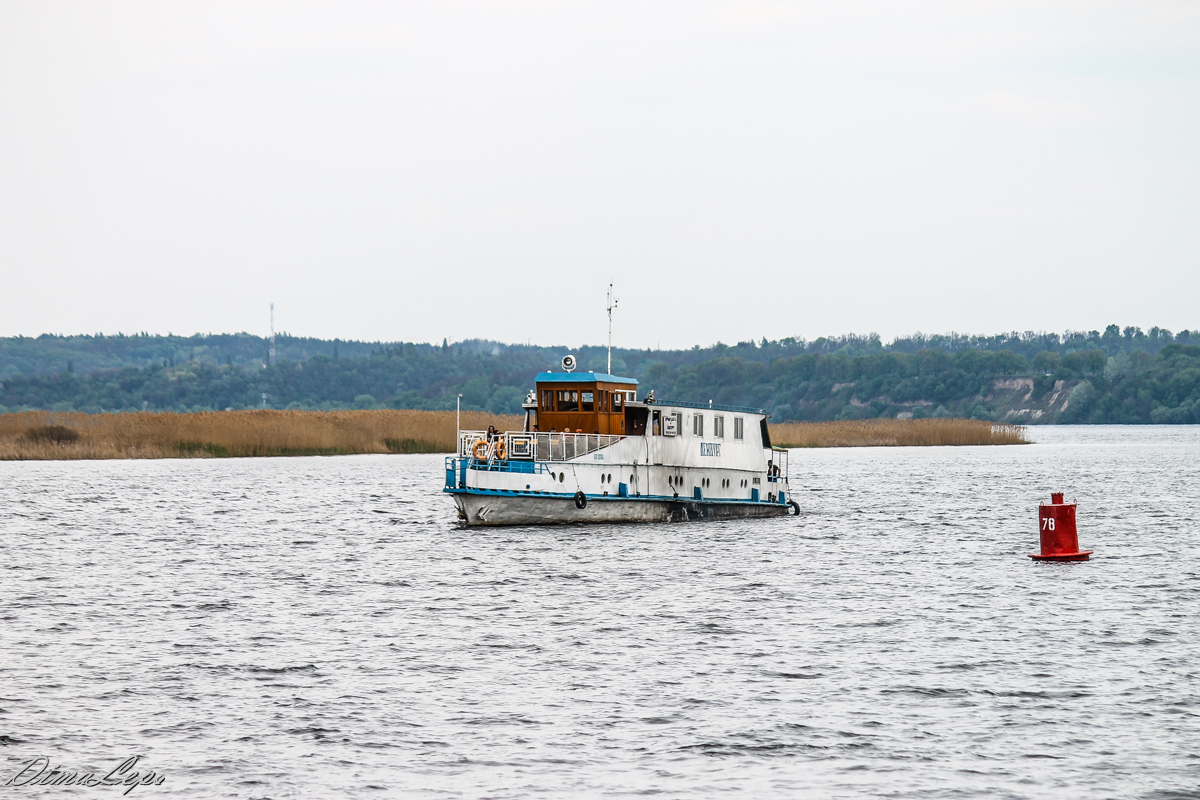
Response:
[0,410,521,460]
[770,418,1028,448]
[0,411,1026,461]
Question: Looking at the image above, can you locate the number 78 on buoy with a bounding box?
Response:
[1030,492,1093,562]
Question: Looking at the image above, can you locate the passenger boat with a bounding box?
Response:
[444,356,794,525]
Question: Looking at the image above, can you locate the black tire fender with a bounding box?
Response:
[574,491,587,510]
[788,500,801,516]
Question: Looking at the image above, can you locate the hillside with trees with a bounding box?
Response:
[1,326,1198,424]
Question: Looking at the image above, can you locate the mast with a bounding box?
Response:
[606,282,618,374]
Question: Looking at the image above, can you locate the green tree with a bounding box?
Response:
[1032,351,1060,374]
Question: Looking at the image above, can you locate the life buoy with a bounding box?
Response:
[574,491,587,509]
[494,439,507,460]
[788,500,801,516]
[471,440,488,459]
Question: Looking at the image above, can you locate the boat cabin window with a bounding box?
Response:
[581,391,594,412]
[540,390,554,411]
[714,415,724,438]
[694,414,704,437]
[734,417,744,439]
[612,393,623,411]
[557,390,579,412]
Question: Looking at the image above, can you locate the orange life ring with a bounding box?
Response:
[494,439,507,460]
[471,440,488,459]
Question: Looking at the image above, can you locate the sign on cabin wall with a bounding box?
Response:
[663,415,679,436]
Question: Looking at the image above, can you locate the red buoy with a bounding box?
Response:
[1030,492,1092,561]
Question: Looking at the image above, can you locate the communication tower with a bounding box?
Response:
[269,303,276,366]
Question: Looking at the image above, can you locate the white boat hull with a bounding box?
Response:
[451,491,789,526]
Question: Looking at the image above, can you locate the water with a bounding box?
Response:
[2,426,1198,798]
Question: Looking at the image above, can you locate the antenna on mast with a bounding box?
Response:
[606,281,619,374]
[269,303,276,366]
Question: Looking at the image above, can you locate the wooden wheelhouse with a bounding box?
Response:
[528,372,638,435]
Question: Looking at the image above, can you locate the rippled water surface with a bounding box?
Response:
[2,426,1199,798]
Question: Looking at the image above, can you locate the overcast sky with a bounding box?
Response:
[1,1,1197,349]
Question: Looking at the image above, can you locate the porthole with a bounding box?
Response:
[559,473,565,483]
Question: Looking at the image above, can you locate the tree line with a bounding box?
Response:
[2,330,1198,424]
[3,324,1195,379]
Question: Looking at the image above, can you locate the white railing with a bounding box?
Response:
[458,430,624,462]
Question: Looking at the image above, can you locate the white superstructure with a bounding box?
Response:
[445,366,793,526]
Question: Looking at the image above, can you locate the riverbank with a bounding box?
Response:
[771,418,1028,447]
[0,411,1026,460]
[0,410,521,460]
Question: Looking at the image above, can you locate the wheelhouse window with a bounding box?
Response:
[714,415,725,438]
[581,391,594,412]
[557,390,579,412]
[693,414,704,437]
[540,390,554,411]
[612,393,623,411]
[734,417,744,439]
